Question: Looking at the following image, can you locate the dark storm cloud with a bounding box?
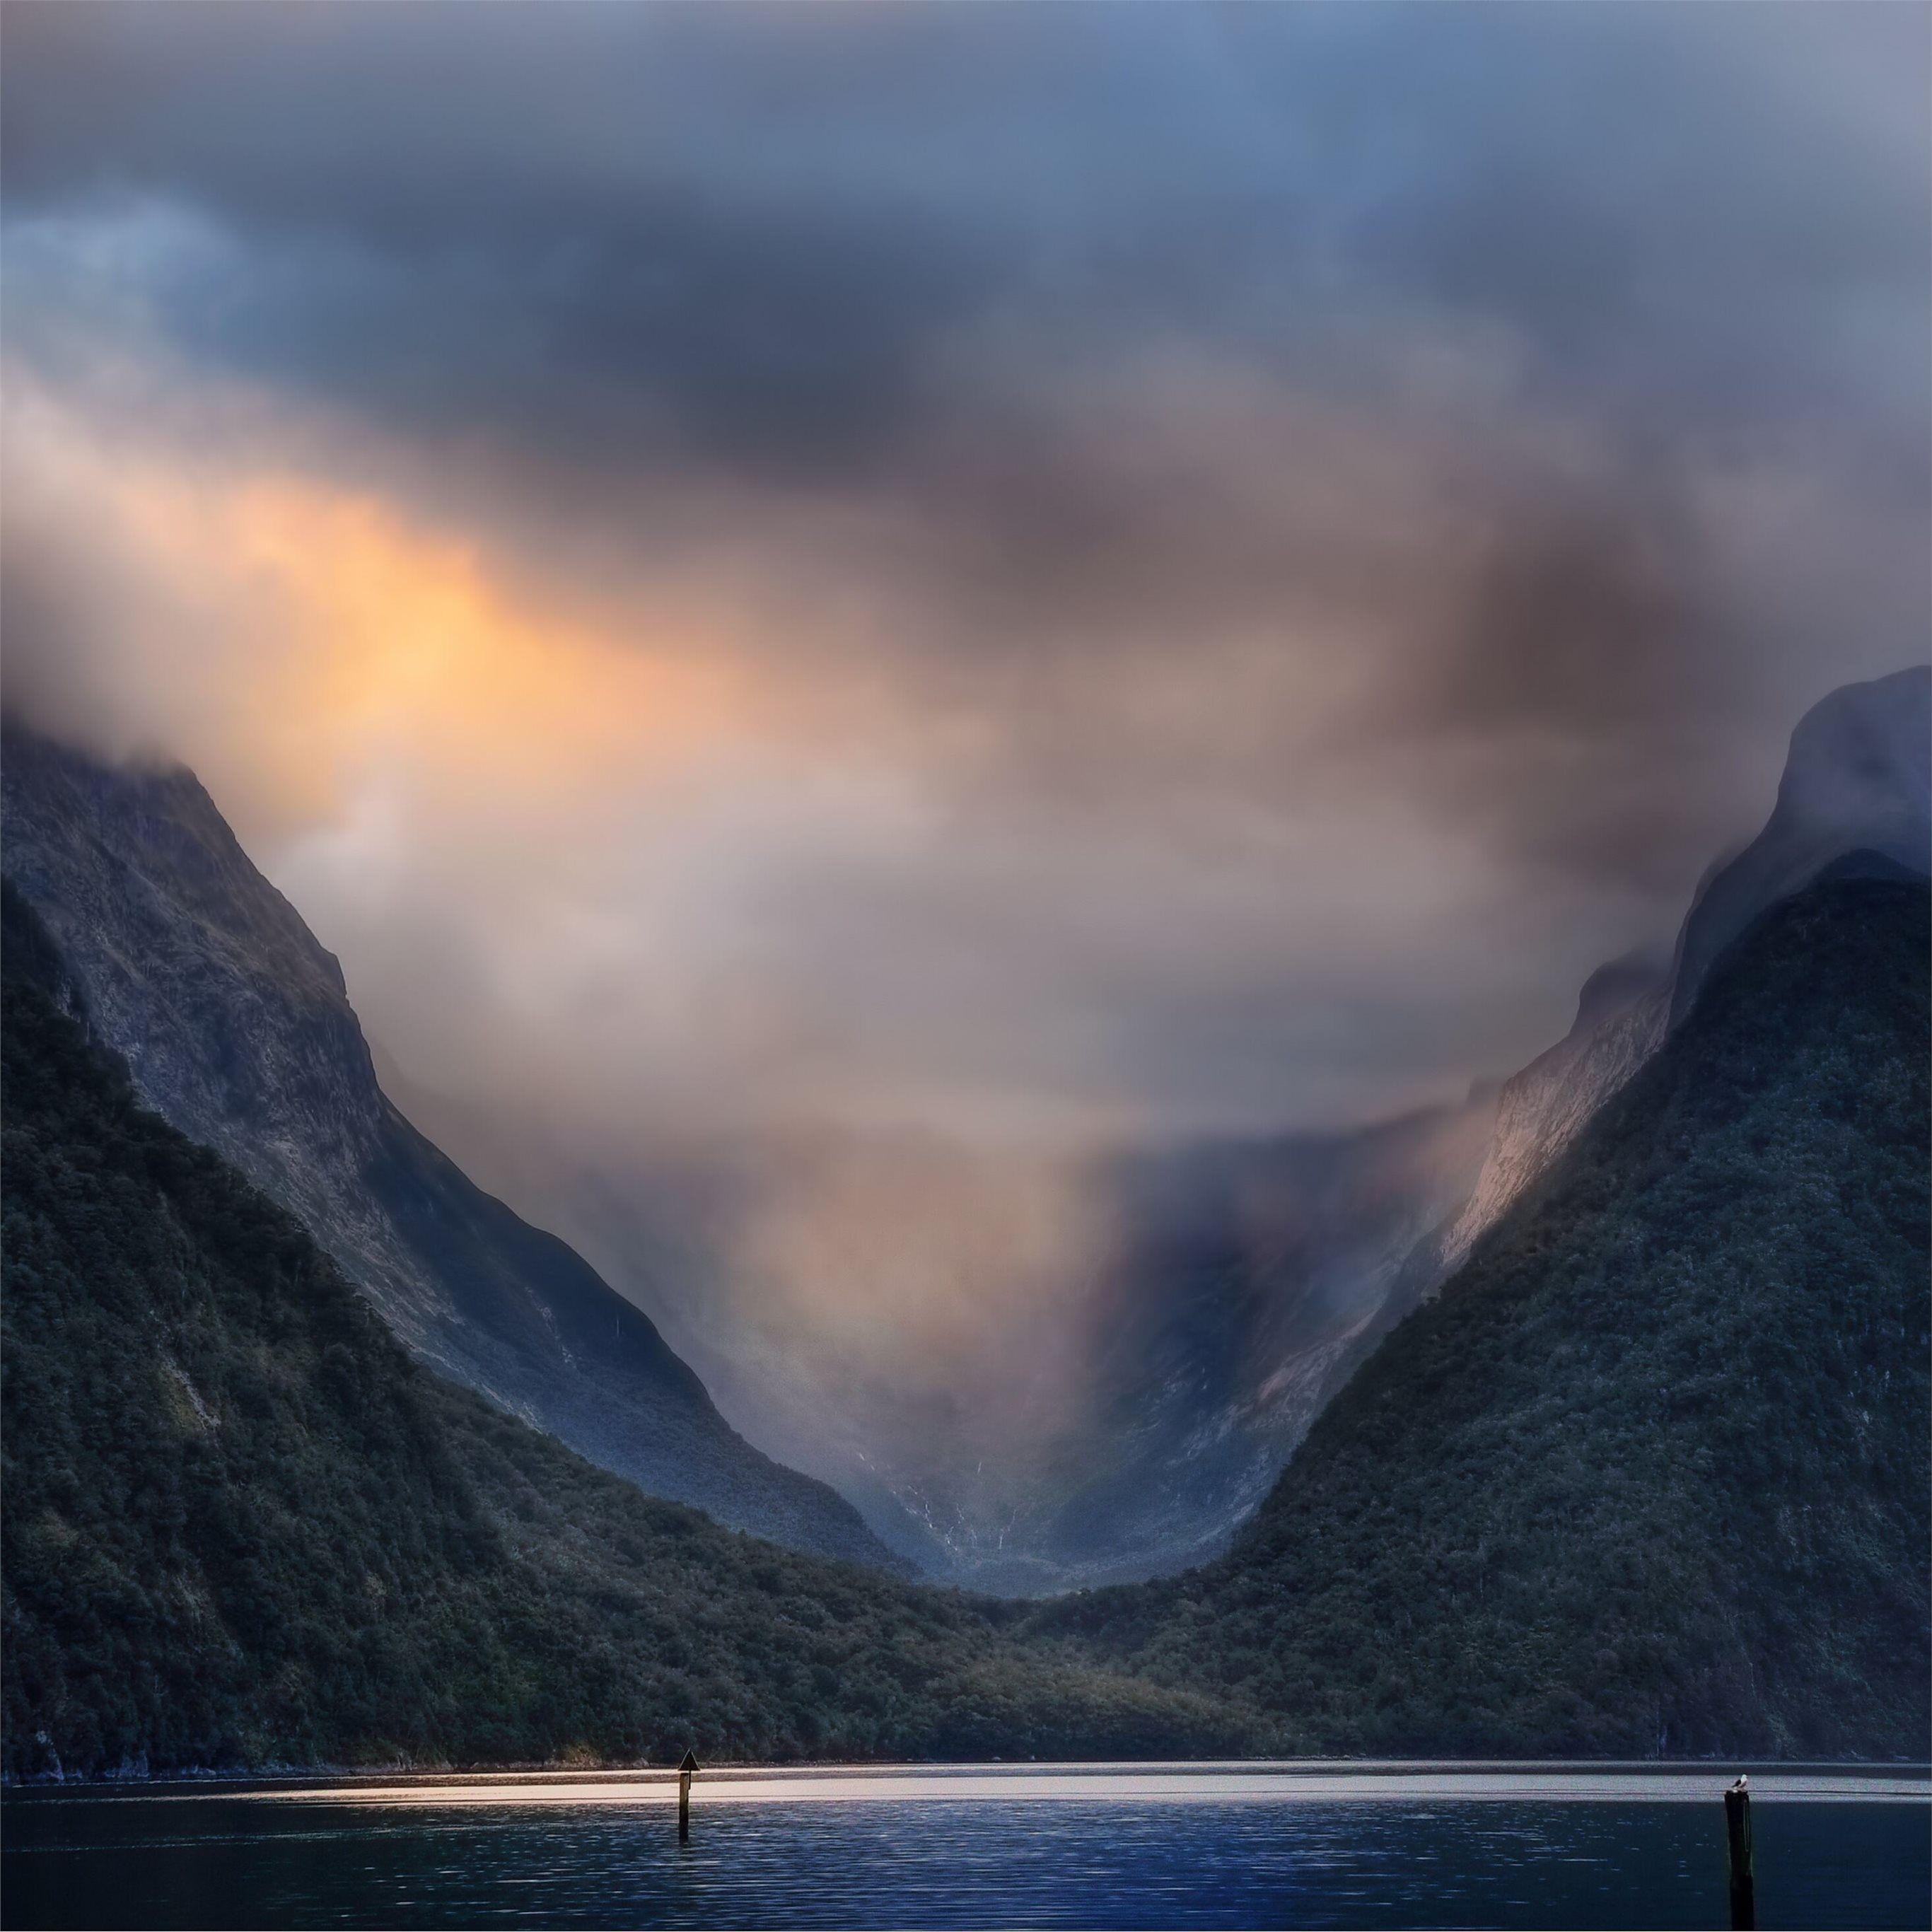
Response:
[2,0,1926,1141]
[3,14,1009,480]
[11,4,1922,477]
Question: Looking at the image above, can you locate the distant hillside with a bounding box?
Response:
[0,885,1253,1779]
[1026,1099,1495,1585]
[1039,871,1931,1757]
[0,723,901,1573]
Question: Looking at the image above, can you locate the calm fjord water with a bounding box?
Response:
[4,1764,1926,1931]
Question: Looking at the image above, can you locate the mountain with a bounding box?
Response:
[12,864,1920,1772]
[16,668,1918,1601]
[1042,868,1931,1756]
[6,816,1922,1772]
[1446,665,1931,1268]
[0,883,1253,1778]
[0,723,902,1573]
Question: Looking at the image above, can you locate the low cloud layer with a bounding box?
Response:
[4,6,1927,1384]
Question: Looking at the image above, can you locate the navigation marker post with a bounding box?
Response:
[1723,1776,1754,1930]
[678,1750,699,1844]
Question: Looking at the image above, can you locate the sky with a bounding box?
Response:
[4,5,1928,1358]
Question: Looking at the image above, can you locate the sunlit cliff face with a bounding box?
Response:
[3,4,1926,1415]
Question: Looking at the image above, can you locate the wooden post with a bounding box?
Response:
[677,1749,699,1844]
[1724,1779,1754,1931]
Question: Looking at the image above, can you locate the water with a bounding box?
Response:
[4,1764,1926,1930]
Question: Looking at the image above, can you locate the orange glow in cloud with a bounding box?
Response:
[216,482,751,794]
[6,387,762,837]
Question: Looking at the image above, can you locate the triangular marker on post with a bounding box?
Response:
[677,1749,698,1842]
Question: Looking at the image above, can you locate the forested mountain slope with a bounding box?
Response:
[1038,870,1931,1758]
[0,724,899,1572]
[0,885,1252,1778]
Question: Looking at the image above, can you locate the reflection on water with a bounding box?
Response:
[218,1762,1932,1809]
[4,1764,1927,1931]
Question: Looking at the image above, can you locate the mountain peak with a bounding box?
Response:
[1671,664,1931,1023]
[1779,665,1931,838]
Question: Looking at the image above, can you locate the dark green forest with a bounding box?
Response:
[4,872,1927,1776]
[1033,873,1931,1759]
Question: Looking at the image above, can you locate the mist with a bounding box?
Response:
[4,3,1926,1510]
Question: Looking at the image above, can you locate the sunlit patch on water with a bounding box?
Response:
[221,1762,1932,1810]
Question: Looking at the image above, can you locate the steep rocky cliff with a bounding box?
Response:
[0,723,903,1572]
[1438,962,1670,1273]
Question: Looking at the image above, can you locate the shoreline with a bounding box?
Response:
[9,1757,1931,1796]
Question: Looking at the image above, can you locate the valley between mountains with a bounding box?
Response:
[1,668,1927,1774]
